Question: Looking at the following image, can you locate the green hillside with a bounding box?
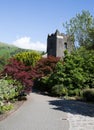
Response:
[0,42,26,57]
[0,42,43,71]
[0,42,31,71]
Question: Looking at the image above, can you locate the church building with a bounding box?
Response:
[47,30,73,58]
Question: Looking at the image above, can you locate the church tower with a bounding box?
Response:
[47,30,73,58]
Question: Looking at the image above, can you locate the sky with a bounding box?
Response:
[0,0,94,51]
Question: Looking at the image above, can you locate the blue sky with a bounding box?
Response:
[0,0,94,51]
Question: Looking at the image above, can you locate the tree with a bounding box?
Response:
[87,27,94,48]
[33,56,60,92]
[46,48,94,96]
[63,10,94,47]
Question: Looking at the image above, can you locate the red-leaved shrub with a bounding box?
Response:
[35,56,60,77]
[2,58,34,93]
[2,56,60,93]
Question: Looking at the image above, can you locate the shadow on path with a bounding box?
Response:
[48,99,94,117]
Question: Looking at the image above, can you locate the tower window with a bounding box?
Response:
[64,42,67,49]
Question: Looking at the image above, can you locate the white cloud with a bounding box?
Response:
[12,36,46,52]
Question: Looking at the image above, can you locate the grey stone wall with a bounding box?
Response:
[47,30,73,58]
[47,34,56,57]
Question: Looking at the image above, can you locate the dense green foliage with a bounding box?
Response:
[87,27,94,49]
[35,48,94,98]
[61,48,94,95]
[0,77,23,113]
[15,51,41,66]
[1,46,94,102]
[51,84,67,97]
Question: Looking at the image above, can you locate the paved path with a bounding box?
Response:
[0,93,69,130]
[0,92,94,130]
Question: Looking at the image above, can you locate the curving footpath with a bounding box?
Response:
[0,92,94,130]
[0,92,69,130]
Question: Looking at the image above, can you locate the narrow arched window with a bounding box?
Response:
[64,42,67,49]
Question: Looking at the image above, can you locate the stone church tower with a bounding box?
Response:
[47,30,73,58]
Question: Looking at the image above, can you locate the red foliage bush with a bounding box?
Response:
[34,56,60,77]
[2,58,34,93]
[2,56,60,93]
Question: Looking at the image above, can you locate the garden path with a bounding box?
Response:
[0,92,94,130]
[0,92,69,130]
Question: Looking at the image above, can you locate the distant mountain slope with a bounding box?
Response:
[0,42,32,71]
[0,42,43,71]
[0,42,28,57]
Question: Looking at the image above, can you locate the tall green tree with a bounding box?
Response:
[87,27,94,48]
[63,10,94,47]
